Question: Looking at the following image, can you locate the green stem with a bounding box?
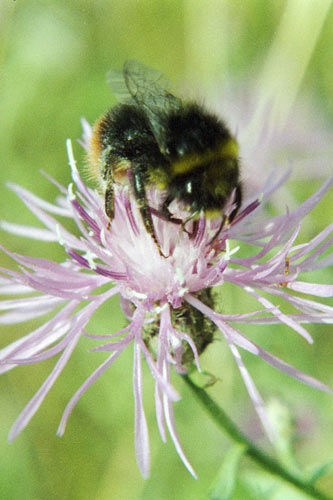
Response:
[183,375,332,500]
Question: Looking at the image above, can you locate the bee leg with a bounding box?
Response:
[179,211,199,238]
[131,166,166,257]
[208,185,242,245]
[104,178,115,230]
[228,185,242,222]
[161,198,199,237]
[160,197,183,225]
[189,219,199,239]
[104,181,115,219]
[208,214,227,245]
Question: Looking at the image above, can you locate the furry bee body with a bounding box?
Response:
[89,60,242,253]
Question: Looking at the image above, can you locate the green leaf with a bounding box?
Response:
[208,443,247,500]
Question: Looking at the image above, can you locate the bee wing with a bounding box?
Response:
[108,60,182,151]
[106,68,135,104]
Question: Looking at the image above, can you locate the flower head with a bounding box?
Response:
[1,132,332,478]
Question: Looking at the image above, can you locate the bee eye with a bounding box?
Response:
[186,181,192,193]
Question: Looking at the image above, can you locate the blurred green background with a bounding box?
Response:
[0,1,332,499]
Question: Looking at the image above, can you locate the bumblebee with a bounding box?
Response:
[89,60,241,254]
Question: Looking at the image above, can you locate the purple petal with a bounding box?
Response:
[0,296,64,324]
[133,342,150,479]
[138,338,180,402]
[287,281,333,297]
[57,351,123,436]
[224,339,277,443]
[264,287,333,315]
[7,182,71,217]
[165,308,201,372]
[67,139,99,207]
[84,325,130,340]
[0,301,78,373]
[221,322,332,393]
[9,328,81,441]
[244,286,313,343]
[8,298,106,440]
[162,363,198,479]
[0,222,58,241]
[154,327,167,442]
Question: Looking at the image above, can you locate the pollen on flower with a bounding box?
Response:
[128,289,148,300]
[68,183,76,201]
[175,267,185,285]
[55,224,66,246]
[84,251,97,270]
[278,255,290,287]
[178,286,189,298]
[154,303,169,314]
[224,239,240,260]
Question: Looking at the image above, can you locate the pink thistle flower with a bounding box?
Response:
[1,132,333,479]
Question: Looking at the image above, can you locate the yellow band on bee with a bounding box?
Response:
[171,139,238,176]
[204,208,224,218]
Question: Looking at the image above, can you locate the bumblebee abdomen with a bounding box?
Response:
[164,103,233,158]
[160,103,240,214]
